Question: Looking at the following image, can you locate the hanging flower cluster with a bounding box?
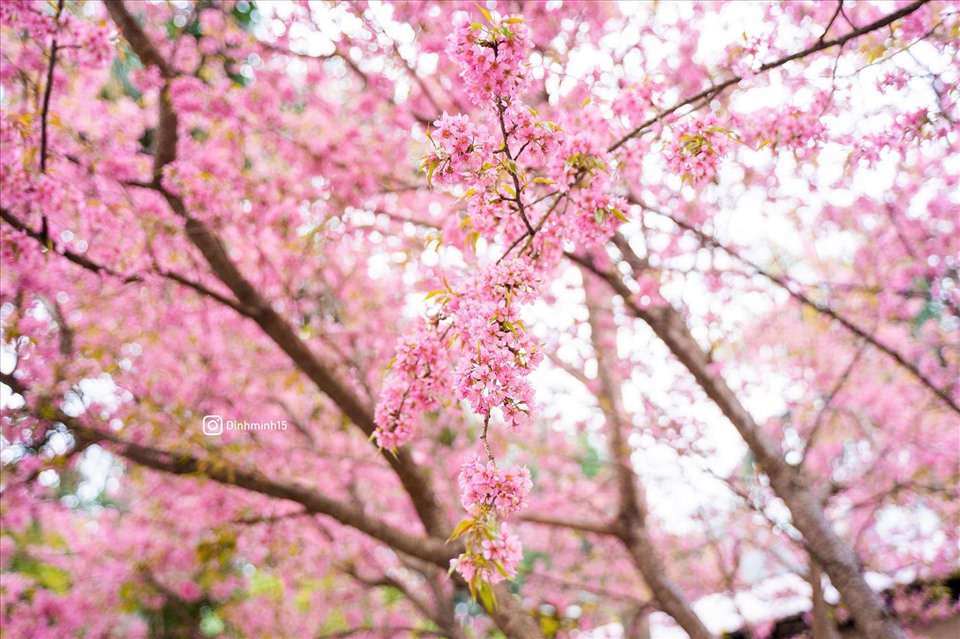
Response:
[448,457,532,605]
[380,7,627,606]
[373,321,450,450]
[424,113,494,187]
[448,258,544,432]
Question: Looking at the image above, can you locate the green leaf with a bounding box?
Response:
[448,518,476,542]
[31,561,72,594]
[382,585,404,605]
[250,573,284,598]
[465,231,480,253]
[200,608,226,636]
[478,580,498,610]
[473,2,493,23]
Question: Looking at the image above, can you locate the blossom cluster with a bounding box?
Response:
[453,523,524,585]
[768,105,828,154]
[544,134,627,248]
[461,174,514,238]
[429,105,564,241]
[425,113,494,186]
[450,456,532,588]
[566,181,628,248]
[725,32,775,80]
[448,258,544,431]
[502,103,564,166]
[458,456,533,517]
[611,80,667,129]
[663,114,736,185]
[745,93,830,159]
[447,13,533,107]
[373,321,450,450]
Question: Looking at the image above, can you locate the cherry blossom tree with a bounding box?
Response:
[1,1,957,638]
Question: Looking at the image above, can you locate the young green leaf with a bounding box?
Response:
[473,2,493,23]
[448,518,476,543]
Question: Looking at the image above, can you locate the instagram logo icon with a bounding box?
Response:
[202,415,223,436]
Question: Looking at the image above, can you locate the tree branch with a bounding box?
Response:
[0,206,251,316]
[518,513,614,537]
[567,251,904,639]
[633,199,960,416]
[582,280,715,639]
[39,0,65,175]
[105,0,452,540]
[608,0,930,152]
[1,371,459,568]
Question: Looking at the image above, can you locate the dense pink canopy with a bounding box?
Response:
[1,1,957,638]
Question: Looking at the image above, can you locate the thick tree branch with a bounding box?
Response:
[583,279,715,639]
[106,0,451,541]
[0,371,458,568]
[568,252,905,639]
[104,2,174,78]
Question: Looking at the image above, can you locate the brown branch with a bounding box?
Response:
[1,372,458,568]
[340,564,466,639]
[802,340,868,461]
[810,558,843,639]
[496,99,535,235]
[518,513,614,537]
[39,0,65,174]
[230,510,311,526]
[0,206,251,315]
[818,2,846,45]
[608,0,930,152]
[567,251,905,639]
[583,280,715,639]
[105,0,452,541]
[634,199,960,416]
[104,2,174,78]
[139,568,201,637]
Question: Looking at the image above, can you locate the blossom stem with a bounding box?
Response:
[481,414,494,463]
[495,99,535,235]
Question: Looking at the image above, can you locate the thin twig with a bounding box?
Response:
[39,0,65,174]
[607,0,930,152]
[818,2,845,45]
